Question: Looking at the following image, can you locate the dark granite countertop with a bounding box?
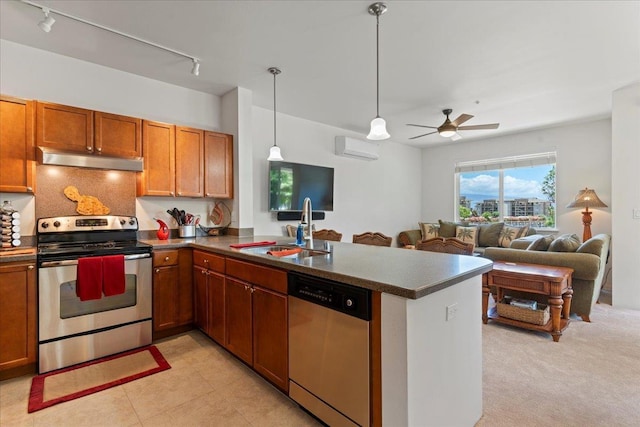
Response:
[141,235,493,299]
[0,247,37,263]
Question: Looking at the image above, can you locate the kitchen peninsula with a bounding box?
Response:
[144,235,493,427]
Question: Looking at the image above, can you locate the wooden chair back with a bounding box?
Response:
[416,237,475,255]
[313,229,343,242]
[352,231,393,247]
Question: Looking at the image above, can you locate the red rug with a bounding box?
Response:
[28,345,170,413]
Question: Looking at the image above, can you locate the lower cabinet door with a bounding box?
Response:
[252,286,288,392]
[225,278,253,365]
[193,266,209,334]
[153,266,179,331]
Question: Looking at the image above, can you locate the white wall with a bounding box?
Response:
[612,82,640,310]
[420,119,613,239]
[251,107,423,243]
[1,40,222,232]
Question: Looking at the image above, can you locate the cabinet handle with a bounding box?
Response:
[177,192,182,196]
[164,256,170,261]
[170,192,175,196]
[155,268,160,273]
[86,146,93,152]
[96,147,102,153]
[204,259,209,263]
[201,270,207,275]
[206,193,211,197]
[28,265,34,270]
[26,187,33,192]
[244,285,250,291]
[250,287,255,293]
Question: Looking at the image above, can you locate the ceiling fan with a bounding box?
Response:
[407,109,499,140]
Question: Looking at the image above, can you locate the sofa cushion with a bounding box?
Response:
[509,234,543,250]
[477,222,504,247]
[498,225,529,248]
[527,235,555,251]
[419,222,440,240]
[548,233,581,252]
[455,226,477,245]
[438,220,468,238]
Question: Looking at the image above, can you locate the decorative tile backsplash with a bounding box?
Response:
[35,165,136,219]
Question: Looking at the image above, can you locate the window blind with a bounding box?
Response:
[455,152,556,173]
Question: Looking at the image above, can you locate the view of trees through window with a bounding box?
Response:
[458,163,556,228]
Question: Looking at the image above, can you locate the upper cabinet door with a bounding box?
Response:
[175,126,204,198]
[204,131,234,199]
[36,101,93,153]
[94,112,142,158]
[0,96,35,193]
[138,120,175,197]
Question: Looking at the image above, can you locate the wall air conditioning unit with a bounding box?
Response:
[335,136,379,161]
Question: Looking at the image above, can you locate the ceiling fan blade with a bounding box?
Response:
[451,133,462,141]
[406,124,438,129]
[451,114,474,127]
[409,131,438,140]
[457,123,500,130]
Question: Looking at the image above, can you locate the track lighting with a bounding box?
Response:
[191,59,200,76]
[38,8,55,33]
[21,0,199,76]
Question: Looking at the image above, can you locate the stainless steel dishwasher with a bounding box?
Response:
[288,272,371,427]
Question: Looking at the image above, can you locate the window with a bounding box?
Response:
[455,152,556,228]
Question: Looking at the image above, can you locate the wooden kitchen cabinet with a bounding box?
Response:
[204,131,234,199]
[193,250,226,344]
[36,101,93,154]
[175,126,204,197]
[225,258,288,392]
[138,120,176,196]
[0,96,36,194]
[94,111,142,158]
[0,261,37,380]
[152,249,193,338]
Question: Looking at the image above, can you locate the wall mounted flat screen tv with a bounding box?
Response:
[269,161,334,211]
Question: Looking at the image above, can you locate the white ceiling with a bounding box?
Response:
[1,0,639,147]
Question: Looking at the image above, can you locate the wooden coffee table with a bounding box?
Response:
[482,261,573,342]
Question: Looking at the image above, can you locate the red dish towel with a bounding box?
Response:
[229,241,277,249]
[76,257,103,301]
[102,255,126,296]
[267,247,302,257]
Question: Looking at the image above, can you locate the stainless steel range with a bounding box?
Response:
[36,215,153,373]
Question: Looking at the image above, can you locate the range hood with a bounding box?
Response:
[37,147,144,172]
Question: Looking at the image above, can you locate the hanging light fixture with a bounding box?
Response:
[366,2,390,141]
[267,67,284,161]
[38,7,55,33]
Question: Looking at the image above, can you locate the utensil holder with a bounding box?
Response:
[179,225,196,238]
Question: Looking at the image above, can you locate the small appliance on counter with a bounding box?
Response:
[1,200,21,249]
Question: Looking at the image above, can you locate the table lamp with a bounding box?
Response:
[566,188,608,242]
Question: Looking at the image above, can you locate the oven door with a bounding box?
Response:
[38,254,152,342]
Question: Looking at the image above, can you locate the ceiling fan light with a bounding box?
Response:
[367,116,390,140]
[439,130,456,138]
[267,145,283,162]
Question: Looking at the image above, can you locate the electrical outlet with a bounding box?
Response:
[446,303,458,321]
[633,208,640,219]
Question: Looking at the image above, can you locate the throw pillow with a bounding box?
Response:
[477,222,504,247]
[455,226,477,245]
[576,236,605,256]
[498,225,530,248]
[438,220,468,238]
[419,222,440,240]
[548,234,581,252]
[526,235,555,251]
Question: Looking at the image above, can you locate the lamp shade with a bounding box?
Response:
[267,145,283,162]
[367,117,390,140]
[566,188,608,209]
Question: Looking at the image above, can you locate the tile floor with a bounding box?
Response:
[0,331,323,427]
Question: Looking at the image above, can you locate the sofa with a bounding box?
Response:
[483,233,611,322]
[397,220,536,255]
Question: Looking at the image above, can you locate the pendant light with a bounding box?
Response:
[366,2,390,141]
[267,67,284,161]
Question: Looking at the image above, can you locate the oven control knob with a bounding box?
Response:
[129,219,136,226]
[120,219,126,225]
[346,298,354,308]
[53,221,61,228]
[41,222,49,229]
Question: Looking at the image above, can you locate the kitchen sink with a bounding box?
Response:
[240,244,330,258]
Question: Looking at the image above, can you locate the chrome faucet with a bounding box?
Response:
[301,197,313,245]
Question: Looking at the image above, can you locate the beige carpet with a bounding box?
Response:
[477,302,640,426]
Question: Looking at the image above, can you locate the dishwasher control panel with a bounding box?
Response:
[288,272,371,320]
